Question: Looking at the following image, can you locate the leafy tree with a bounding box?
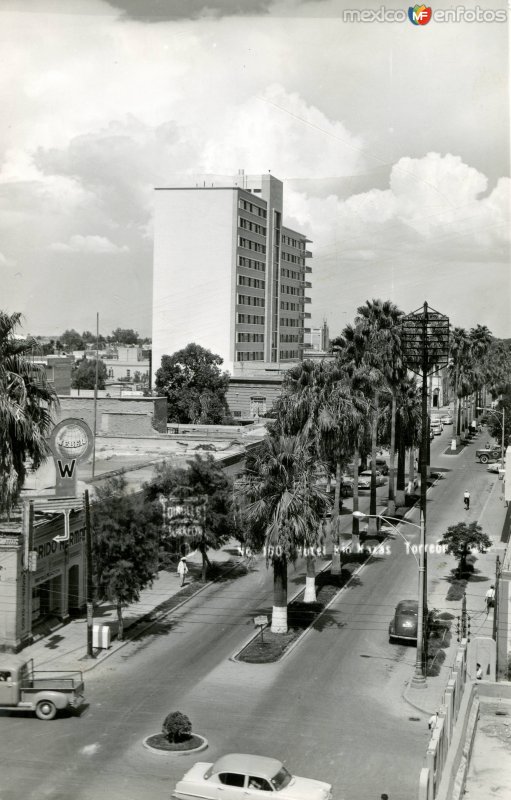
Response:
[0,311,59,515]
[72,357,108,390]
[155,343,230,424]
[145,454,236,581]
[438,521,492,575]
[91,477,162,640]
[60,328,85,351]
[111,327,140,345]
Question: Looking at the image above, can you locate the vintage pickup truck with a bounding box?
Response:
[0,658,85,720]
[475,446,501,464]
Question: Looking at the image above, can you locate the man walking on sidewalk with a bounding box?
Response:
[464,490,470,510]
[177,557,189,587]
[485,585,495,613]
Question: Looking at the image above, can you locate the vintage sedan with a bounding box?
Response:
[173,753,333,799]
[358,469,386,488]
[389,600,418,644]
[487,462,505,474]
[440,414,453,425]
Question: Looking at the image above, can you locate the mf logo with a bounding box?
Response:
[408,4,432,24]
[57,459,76,479]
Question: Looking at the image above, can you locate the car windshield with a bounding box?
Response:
[271,767,292,790]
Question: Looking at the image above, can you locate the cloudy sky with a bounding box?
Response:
[1,0,509,340]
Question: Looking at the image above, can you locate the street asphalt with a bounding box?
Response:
[0,419,506,800]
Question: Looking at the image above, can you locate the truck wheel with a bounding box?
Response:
[35,700,57,720]
[479,455,489,464]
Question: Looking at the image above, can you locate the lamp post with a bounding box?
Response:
[477,406,506,462]
[353,510,427,687]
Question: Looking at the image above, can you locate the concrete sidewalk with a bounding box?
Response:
[24,543,241,673]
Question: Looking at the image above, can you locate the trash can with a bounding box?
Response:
[92,624,111,649]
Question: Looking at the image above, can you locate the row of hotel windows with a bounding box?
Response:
[281,252,304,265]
[236,333,300,343]
[280,318,302,327]
[239,237,266,254]
[238,275,265,289]
[282,235,305,249]
[238,256,265,272]
[281,301,299,311]
[236,352,264,361]
[239,217,267,236]
[237,313,264,324]
[238,294,265,307]
[281,268,302,280]
[281,285,304,296]
[239,198,267,218]
[237,333,264,343]
[236,350,300,361]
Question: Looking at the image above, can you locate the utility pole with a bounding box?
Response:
[402,302,450,686]
[91,312,99,479]
[493,555,501,678]
[84,490,95,659]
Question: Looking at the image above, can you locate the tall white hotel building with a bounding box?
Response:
[152,173,312,415]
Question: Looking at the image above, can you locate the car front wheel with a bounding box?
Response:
[35,700,57,720]
[479,455,489,464]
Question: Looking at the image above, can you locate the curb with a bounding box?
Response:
[142,733,208,756]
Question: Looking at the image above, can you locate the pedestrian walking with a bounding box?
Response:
[485,585,495,612]
[463,490,470,510]
[476,663,483,680]
[177,557,188,587]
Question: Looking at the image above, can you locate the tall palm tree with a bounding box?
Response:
[241,433,328,631]
[449,327,471,444]
[0,311,59,515]
[339,300,404,524]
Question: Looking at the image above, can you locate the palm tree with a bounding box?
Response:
[241,433,328,631]
[449,327,471,444]
[0,311,58,516]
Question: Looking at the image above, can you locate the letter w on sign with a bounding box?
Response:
[57,459,76,478]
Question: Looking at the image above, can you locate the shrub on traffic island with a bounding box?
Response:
[163,711,192,743]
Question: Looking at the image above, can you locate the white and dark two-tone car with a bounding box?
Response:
[173,753,333,799]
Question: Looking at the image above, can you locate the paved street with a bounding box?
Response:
[0,424,505,800]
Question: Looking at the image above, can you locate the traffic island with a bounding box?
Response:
[143,711,208,755]
[143,733,208,755]
[235,555,369,664]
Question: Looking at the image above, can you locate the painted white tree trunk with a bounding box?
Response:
[271,606,288,634]
[304,576,317,603]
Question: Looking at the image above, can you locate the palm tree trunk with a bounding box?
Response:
[387,390,397,514]
[369,392,379,533]
[351,446,360,548]
[333,460,342,519]
[452,365,460,447]
[304,554,317,603]
[408,444,415,491]
[116,601,124,641]
[271,555,288,633]
[396,429,406,503]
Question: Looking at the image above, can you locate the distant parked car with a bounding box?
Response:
[440,414,453,425]
[487,462,504,474]
[430,419,443,435]
[389,600,418,644]
[429,428,435,441]
[173,754,333,800]
[369,457,389,475]
[358,469,386,488]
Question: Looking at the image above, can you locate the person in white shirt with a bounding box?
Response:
[177,557,189,587]
[485,585,495,612]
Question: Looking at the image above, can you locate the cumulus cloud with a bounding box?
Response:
[49,234,129,254]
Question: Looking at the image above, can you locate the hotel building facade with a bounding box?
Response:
[152,173,312,392]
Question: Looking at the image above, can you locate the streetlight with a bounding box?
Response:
[477,406,506,462]
[353,510,428,688]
